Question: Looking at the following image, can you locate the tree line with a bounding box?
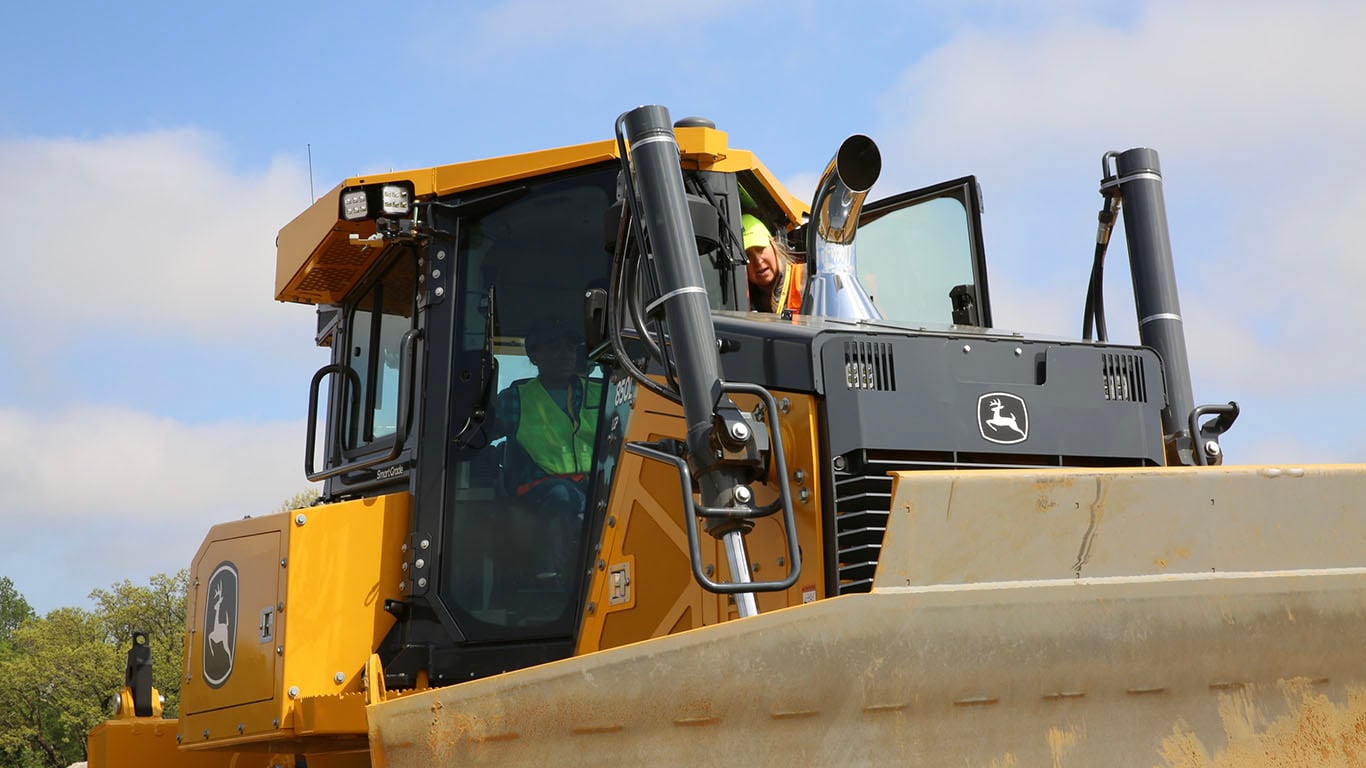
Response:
[0,572,188,768]
[0,489,318,768]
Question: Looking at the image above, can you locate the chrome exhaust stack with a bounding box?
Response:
[802,135,883,320]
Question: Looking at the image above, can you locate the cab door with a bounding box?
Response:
[856,176,992,327]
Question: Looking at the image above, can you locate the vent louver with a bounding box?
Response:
[843,341,896,391]
[1101,353,1148,403]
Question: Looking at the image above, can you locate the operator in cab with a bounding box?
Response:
[743,213,803,318]
[492,318,602,573]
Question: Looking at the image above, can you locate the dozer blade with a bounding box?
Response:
[369,466,1366,766]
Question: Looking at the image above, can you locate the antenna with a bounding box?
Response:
[307,144,315,201]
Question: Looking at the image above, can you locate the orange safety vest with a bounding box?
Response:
[773,262,804,317]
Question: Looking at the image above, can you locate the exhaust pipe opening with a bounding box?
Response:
[802,135,883,320]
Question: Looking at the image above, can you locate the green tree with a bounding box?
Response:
[278,487,321,512]
[89,570,189,718]
[0,607,120,768]
[0,573,190,768]
[0,576,35,645]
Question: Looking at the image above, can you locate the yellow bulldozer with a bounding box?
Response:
[88,105,1365,767]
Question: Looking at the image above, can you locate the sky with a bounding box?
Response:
[1,0,1363,613]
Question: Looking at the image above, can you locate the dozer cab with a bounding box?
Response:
[89,106,1365,767]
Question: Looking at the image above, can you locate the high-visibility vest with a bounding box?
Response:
[775,262,805,316]
[515,377,600,476]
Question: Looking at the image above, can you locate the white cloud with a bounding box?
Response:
[0,406,304,520]
[0,130,312,342]
[0,405,311,611]
[0,130,327,612]
[869,1,1366,462]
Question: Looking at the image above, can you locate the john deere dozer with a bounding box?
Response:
[89,105,1365,767]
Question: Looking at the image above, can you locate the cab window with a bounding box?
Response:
[343,253,417,451]
[858,177,991,327]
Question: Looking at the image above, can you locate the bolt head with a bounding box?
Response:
[730,421,751,441]
[414,558,425,569]
[1205,440,1222,457]
[417,577,427,588]
[334,672,346,684]
[294,513,307,526]
[733,485,753,504]
[288,686,300,699]
[420,538,430,550]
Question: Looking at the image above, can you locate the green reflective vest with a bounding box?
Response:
[515,377,600,476]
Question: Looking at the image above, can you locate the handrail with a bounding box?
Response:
[305,329,422,482]
[625,382,801,595]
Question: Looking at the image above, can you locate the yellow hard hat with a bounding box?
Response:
[741,214,771,251]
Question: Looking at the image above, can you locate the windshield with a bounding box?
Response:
[439,166,617,641]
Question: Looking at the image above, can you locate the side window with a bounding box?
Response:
[343,253,416,451]
[858,177,991,327]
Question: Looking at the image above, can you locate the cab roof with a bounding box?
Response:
[275,126,808,306]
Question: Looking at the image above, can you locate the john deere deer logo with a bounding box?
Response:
[202,562,238,688]
[978,392,1029,445]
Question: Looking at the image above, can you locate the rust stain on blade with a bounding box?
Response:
[571,724,624,735]
[769,710,820,720]
[1158,681,1366,767]
[672,715,719,727]
[1047,725,1079,768]
[953,696,999,707]
[472,731,519,743]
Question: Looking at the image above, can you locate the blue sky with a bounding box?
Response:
[2,0,1363,613]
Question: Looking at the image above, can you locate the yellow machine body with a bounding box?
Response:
[577,388,826,653]
[175,493,408,755]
